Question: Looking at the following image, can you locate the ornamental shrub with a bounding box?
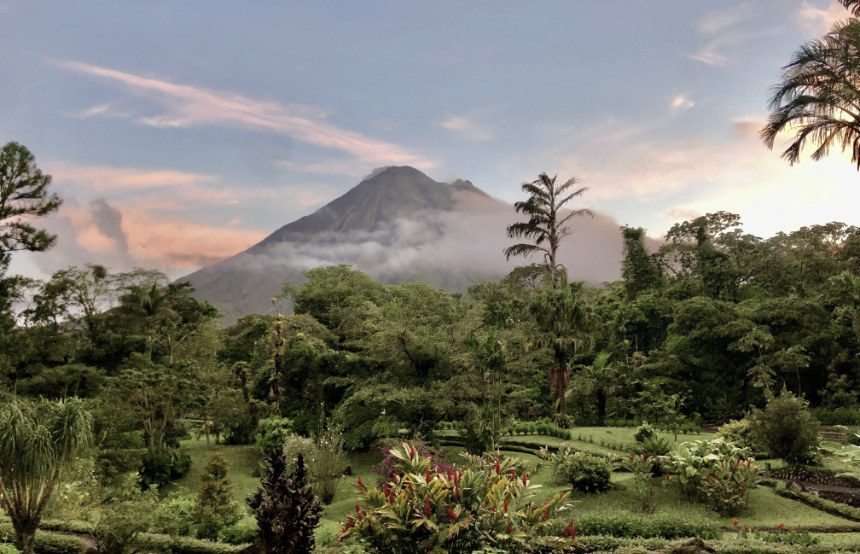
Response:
[663,438,759,516]
[715,418,765,457]
[253,416,293,454]
[634,422,657,443]
[193,452,241,540]
[340,442,576,553]
[749,390,820,465]
[548,447,612,493]
[247,452,322,554]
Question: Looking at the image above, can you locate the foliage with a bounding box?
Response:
[311,422,347,504]
[139,447,192,489]
[253,416,293,454]
[455,402,500,455]
[748,390,820,464]
[762,18,860,170]
[372,440,450,483]
[217,520,257,545]
[624,452,657,513]
[716,418,765,457]
[570,513,720,539]
[247,451,322,554]
[0,398,92,554]
[193,452,240,540]
[544,446,612,493]
[663,437,759,516]
[339,442,575,553]
[0,142,61,276]
[504,172,591,289]
[633,422,657,443]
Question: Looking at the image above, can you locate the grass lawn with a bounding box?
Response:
[172,432,860,549]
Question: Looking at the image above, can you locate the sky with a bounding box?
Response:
[3,0,860,281]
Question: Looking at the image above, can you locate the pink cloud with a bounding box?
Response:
[58,61,434,169]
[52,164,215,190]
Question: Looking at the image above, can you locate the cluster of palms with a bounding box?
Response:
[762,0,860,168]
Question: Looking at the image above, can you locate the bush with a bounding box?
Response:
[664,438,759,516]
[193,452,241,540]
[749,390,820,464]
[247,451,322,553]
[0,545,20,554]
[151,492,196,537]
[634,422,657,443]
[549,447,612,493]
[716,418,765,457]
[372,440,450,483]
[139,447,192,489]
[570,513,720,539]
[218,520,257,545]
[340,442,575,553]
[625,452,656,513]
[311,423,347,504]
[640,436,671,456]
[253,416,293,454]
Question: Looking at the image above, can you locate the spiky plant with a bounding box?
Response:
[0,398,92,554]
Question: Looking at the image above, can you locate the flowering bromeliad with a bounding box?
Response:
[338,442,576,552]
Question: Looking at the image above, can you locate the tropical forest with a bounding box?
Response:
[8,2,860,554]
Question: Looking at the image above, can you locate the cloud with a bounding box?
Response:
[276,158,368,177]
[89,198,129,255]
[58,60,433,169]
[191,189,626,320]
[52,164,216,191]
[798,1,848,34]
[696,3,753,35]
[670,94,695,111]
[662,150,860,239]
[22,194,268,279]
[439,115,492,141]
[688,4,772,66]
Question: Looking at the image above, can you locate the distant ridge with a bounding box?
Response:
[179,167,624,323]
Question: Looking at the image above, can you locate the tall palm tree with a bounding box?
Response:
[0,398,92,554]
[505,173,591,289]
[761,19,860,169]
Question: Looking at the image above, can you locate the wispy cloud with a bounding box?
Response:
[57,60,433,169]
[798,1,848,34]
[439,115,492,141]
[53,163,216,190]
[276,158,369,177]
[688,3,770,66]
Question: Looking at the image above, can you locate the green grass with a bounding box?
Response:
[171,432,860,549]
[171,437,262,501]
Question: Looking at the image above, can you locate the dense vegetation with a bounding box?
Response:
[8,4,860,545]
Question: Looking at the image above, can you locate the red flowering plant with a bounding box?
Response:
[624,451,657,514]
[339,442,576,553]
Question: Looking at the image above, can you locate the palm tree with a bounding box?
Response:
[505,173,591,289]
[840,0,860,16]
[529,284,593,418]
[0,398,93,554]
[761,19,860,169]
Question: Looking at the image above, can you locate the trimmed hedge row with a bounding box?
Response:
[0,523,85,554]
[762,479,860,522]
[570,514,721,540]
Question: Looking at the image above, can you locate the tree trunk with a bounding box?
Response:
[12,517,38,554]
[550,359,570,417]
